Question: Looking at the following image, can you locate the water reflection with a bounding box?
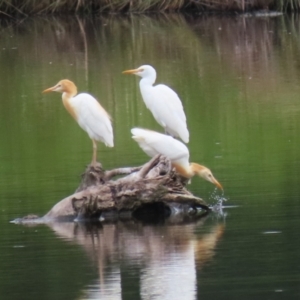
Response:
[48,217,224,300]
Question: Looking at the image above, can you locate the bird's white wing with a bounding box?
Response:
[131,128,189,165]
[155,84,186,123]
[71,93,114,147]
[140,84,189,143]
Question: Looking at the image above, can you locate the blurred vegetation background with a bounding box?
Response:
[1,0,300,16]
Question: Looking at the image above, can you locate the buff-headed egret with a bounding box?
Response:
[123,65,189,143]
[42,79,113,166]
[131,128,222,190]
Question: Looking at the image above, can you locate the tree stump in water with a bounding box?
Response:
[13,155,209,224]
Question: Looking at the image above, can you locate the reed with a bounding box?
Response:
[0,0,300,15]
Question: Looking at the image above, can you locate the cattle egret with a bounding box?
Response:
[131,128,222,189]
[123,65,189,143]
[43,79,113,166]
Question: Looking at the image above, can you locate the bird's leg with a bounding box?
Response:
[92,139,97,166]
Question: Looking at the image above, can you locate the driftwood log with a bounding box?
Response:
[13,155,209,224]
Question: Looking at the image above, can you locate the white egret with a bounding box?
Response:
[131,128,222,189]
[43,79,113,166]
[123,65,189,143]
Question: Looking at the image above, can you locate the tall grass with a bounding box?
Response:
[1,0,300,15]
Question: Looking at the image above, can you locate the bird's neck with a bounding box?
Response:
[173,163,194,178]
[62,93,77,120]
[173,163,205,177]
[190,163,206,176]
[140,75,156,86]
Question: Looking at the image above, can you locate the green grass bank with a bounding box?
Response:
[0,0,299,16]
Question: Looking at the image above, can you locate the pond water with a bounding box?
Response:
[0,13,300,299]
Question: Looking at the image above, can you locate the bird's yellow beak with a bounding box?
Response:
[42,86,56,94]
[122,68,140,75]
[212,178,223,190]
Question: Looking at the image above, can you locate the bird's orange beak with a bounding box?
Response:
[122,68,140,75]
[42,86,56,94]
[213,178,223,190]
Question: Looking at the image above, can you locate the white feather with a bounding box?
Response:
[133,65,189,143]
[131,128,189,168]
[141,84,189,142]
[70,93,114,147]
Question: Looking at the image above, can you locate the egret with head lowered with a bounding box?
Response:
[123,65,189,143]
[131,128,222,190]
[43,79,113,166]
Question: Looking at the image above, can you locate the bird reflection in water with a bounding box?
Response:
[48,216,224,300]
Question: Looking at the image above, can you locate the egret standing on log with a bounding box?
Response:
[131,128,222,190]
[123,65,189,143]
[43,79,114,166]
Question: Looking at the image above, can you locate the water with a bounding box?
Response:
[0,13,300,299]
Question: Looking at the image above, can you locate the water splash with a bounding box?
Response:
[209,188,227,205]
[208,188,229,217]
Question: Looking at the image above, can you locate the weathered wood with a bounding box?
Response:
[12,155,209,224]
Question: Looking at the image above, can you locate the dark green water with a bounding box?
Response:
[0,14,300,299]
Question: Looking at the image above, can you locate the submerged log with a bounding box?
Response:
[13,155,209,224]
